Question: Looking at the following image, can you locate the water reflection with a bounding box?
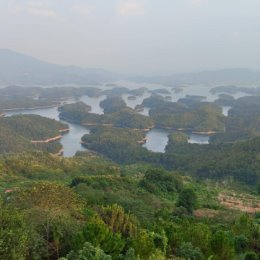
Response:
[222,106,232,116]
[122,92,151,110]
[80,95,106,114]
[60,123,90,157]
[143,128,169,153]
[143,128,210,153]
[188,134,209,144]
[138,107,150,116]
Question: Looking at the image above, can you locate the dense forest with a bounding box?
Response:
[0,152,260,260]
[59,101,154,129]
[0,85,259,260]
[0,115,68,154]
[143,95,225,132]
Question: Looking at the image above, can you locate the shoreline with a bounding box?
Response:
[155,125,222,135]
[2,104,58,112]
[31,135,62,144]
[53,148,64,156]
[137,137,148,145]
[59,128,70,133]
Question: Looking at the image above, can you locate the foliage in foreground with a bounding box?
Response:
[0,152,259,260]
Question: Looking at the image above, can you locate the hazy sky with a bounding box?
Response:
[1,0,260,74]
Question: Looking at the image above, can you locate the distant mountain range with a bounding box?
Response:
[0,49,118,86]
[131,68,260,86]
[1,49,260,86]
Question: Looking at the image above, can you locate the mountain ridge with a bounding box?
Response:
[131,67,260,85]
[0,49,117,86]
[1,49,260,86]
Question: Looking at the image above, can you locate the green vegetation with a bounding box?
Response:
[100,96,127,113]
[130,87,148,96]
[0,85,103,101]
[81,127,152,163]
[211,85,260,95]
[214,94,236,106]
[168,132,189,145]
[80,124,260,186]
[143,95,225,132]
[151,88,171,95]
[0,85,260,260]
[0,95,57,110]
[0,151,259,260]
[176,188,198,214]
[59,102,153,129]
[0,115,67,153]
[59,102,91,123]
[212,96,260,143]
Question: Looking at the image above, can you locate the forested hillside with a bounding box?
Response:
[0,115,68,154]
[0,86,259,260]
[0,152,259,260]
[59,101,154,129]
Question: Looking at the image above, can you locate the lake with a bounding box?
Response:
[222,106,232,117]
[188,134,210,144]
[143,128,169,153]
[5,106,90,157]
[143,128,210,153]
[4,82,247,156]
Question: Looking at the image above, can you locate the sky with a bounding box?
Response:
[0,0,260,75]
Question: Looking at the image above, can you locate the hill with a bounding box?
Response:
[0,49,117,86]
[0,114,68,154]
[131,68,260,85]
[0,151,259,260]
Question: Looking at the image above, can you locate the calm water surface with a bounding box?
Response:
[143,128,169,153]
[222,106,232,117]
[5,107,90,157]
[143,128,210,153]
[188,134,209,144]
[5,81,247,156]
[80,95,106,114]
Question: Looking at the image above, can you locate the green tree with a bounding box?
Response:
[244,251,258,260]
[98,204,138,238]
[234,235,249,253]
[131,229,156,260]
[176,188,197,214]
[210,231,235,260]
[11,182,83,259]
[176,242,204,260]
[64,242,111,260]
[257,184,260,195]
[80,216,125,258]
[0,206,29,260]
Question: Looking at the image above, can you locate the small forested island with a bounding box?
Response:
[212,96,260,143]
[215,93,236,106]
[143,95,225,132]
[165,95,172,101]
[59,100,154,129]
[0,95,58,111]
[127,95,137,100]
[211,85,260,95]
[0,85,103,101]
[59,101,92,123]
[0,114,68,154]
[185,95,207,101]
[130,87,148,96]
[135,104,145,112]
[172,86,184,93]
[151,88,171,95]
